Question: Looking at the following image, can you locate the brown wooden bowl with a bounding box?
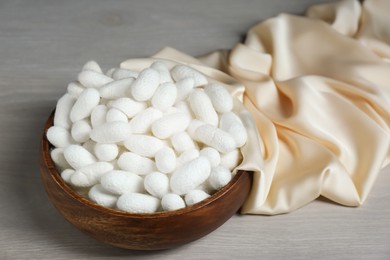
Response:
[39,111,252,250]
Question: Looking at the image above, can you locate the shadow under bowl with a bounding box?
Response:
[39,111,252,250]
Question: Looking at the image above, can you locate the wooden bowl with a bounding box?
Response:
[39,111,252,250]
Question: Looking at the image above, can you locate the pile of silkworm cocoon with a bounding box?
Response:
[47,60,247,213]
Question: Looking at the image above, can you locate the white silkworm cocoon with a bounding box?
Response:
[100,170,144,195]
[209,166,232,190]
[78,70,113,88]
[204,83,233,113]
[129,107,163,134]
[130,68,160,101]
[151,112,191,139]
[70,88,100,123]
[171,65,207,87]
[82,60,103,73]
[112,68,138,80]
[151,61,173,83]
[220,149,242,170]
[90,121,132,144]
[195,124,236,153]
[170,156,211,195]
[67,82,84,98]
[54,94,75,130]
[99,78,134,99]
[51,148,71,170]
[71,119,92,143]
[94,143,118,162]
[88,184,118,208]
[47,126,74,148]
[161,193,185,211]
[106,108,128,123]
[60,169,75,184]
[117,152,156,175]
[176,149,199,168]
[109,97,147,118]
[117,193,160,213]
[124,135,164,158]
[155,147,176,174]
[71,162,113,187]
[219,112,248,148]
[184,190,210,206]
[144,172,170,198]
[175,77,195,103]
[90,105,107,128]
[199,147,220,167]
[188,89,218,126]
[64,144,97,169]
[152,82,177,111]
[171,132,197,153]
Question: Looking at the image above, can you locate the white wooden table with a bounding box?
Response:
[1,0,389,259]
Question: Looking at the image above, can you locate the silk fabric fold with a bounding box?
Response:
[125,0,390,215]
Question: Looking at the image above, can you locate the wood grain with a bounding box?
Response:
[0,0,389,259]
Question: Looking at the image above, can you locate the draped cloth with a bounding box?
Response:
[124,0,390,215]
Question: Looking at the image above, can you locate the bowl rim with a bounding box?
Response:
[42,110,249,219]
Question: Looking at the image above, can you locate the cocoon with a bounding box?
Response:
[124,134,164,158]
[171,132,197,153]
[220,149,242,170]
[54,94,75,130]
[151,112,191,139]
[117,193,160,213]
[90,121,132,144]
[170,156,211,195]
[94,143,119,162]
[130,68,160,101]
[90,105,108,128]
[144,172,170,198]
[51,148,71,171]
[112,68,138,80]
[60,169,74,184]
[176,149,199,168]
[82,60,103,73]
[152,82,177,111]
[195,124,236,153]
[175,77,195,103]
[151,61,173,83]
[171,65,207,87]
[204,83,233,113]
[188,89,218,126]
[155,147,176,174]
[219,112,247,147]
[99,78,134,99]
[70,88,100,123]
[88,184,118,208]
[199,147,220,167]
[117,152,156,175]
[78,70,113,88]
[47,126,74,148]
[71,119,92,143]
[64,144,97,169]
[161,193,186,211]
[100,170,144,195]
[106,108,128,123]
[67,82,84,98]
[184,190,210,206]
[186,119,205,141]
[209,166,232,190]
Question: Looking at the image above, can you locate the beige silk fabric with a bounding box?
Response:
[124,0,390,215]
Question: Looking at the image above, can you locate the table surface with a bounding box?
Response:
[1,0,389,259]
